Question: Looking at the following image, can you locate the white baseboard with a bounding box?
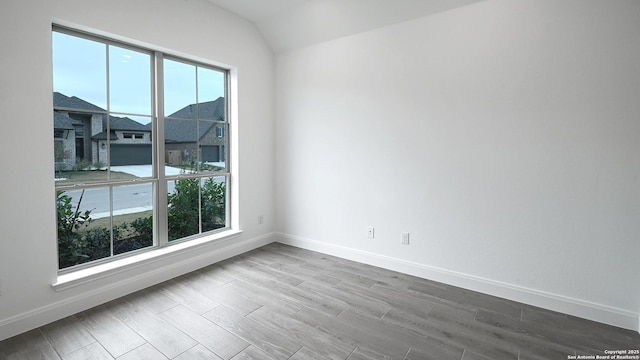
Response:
[0,232,276,341]
[276,232,640,333]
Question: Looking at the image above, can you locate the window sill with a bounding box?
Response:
[53,229,243,292]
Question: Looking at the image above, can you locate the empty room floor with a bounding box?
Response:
[1,243,638,360]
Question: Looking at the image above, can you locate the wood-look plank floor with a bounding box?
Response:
[1,243,638,360]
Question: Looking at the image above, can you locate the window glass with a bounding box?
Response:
[166,176,227,241]
[197,67,225,120]
[52,32,107,110]
[164,59,196,119]
[109,45,152,115]
[108,115,153,175]
[112,183,154,254]
[167,178,200,241]
[57,187,111,268]
[164,119,198,172]
[201,176,227,232]
[200,121,227,172]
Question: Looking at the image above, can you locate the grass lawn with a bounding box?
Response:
[55,170,137,183]
[86,210,153,230]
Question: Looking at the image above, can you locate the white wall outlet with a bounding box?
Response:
[367,226,375,238]
[401,232,410,245]
[258,215,264,224]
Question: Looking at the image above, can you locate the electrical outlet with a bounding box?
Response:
[258,215,264,224]
[367,226,375,238]
[401,232,410,245]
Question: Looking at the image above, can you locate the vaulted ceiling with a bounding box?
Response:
[206,0,486,52]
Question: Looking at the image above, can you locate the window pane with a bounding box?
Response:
[167,178,200,241]
[53,112,75,177]
[199,121,227,172]
[112,183,154,254]
[164,59,196,118]
[53,112,110,183]
[197,67,225,120]
[109,45,152,115]
[57,187,111,269]
[53,108,112,183]
[107,115,153,176]
[201,176,226,232]
[52,31,107,110]
[164,119,198,172]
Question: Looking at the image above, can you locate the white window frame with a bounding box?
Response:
[53,25,236,275]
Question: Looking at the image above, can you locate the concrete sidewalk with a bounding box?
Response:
[110,165,183,177]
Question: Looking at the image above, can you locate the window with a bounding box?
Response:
[53,27,230,271]
[123,132,144,139]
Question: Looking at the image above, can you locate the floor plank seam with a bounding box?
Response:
[1,243,639,360]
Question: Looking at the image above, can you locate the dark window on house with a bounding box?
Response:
[216,126,224,138]
[123,132,144,139]
[52,27,229,272]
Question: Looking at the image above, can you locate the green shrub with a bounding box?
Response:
[129,216,153,243]
[57,190,93,267]
[202,178,225,232]
[57,176,226,268]
[167,177,226,240]
[168,178,200,240]
[93,161,106,170]
[73,159,92,171]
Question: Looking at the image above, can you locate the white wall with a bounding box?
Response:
[0,0,275,340]
[275,0,640,331]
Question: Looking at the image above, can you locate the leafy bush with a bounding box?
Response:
[93,161,106,170]
[202,178,226,232]
[57,190,93,267]
[129,216,153,243]
[57,177,225,268]
[73,159,92,171]
[168,178,200,240]
[167,177,226,240]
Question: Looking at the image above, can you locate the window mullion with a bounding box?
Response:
[155,52,169,248]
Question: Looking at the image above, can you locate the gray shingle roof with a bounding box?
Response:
[163,119,216,143]
[108,115,150,132]
[52,93,223,141]
[91,131,118,141]
[53,92,105,112]
[53,111,75,130]
[167,97,225,120]
[163,97,225,142]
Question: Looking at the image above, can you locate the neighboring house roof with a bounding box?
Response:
[163,97,225,142]
[108,115,150,132]
[53,92,105,112]
[163,119,216,143]
[52,93,224,141]
[53,93,150,133]
[92,115,149,141]
[167,97,225,121]
[53,92,70,107]
[53,111,75,130]
[91,131,118,141]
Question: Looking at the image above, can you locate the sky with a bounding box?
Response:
[52,31,225,125]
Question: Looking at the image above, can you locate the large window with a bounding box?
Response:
[53,27,230,271]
